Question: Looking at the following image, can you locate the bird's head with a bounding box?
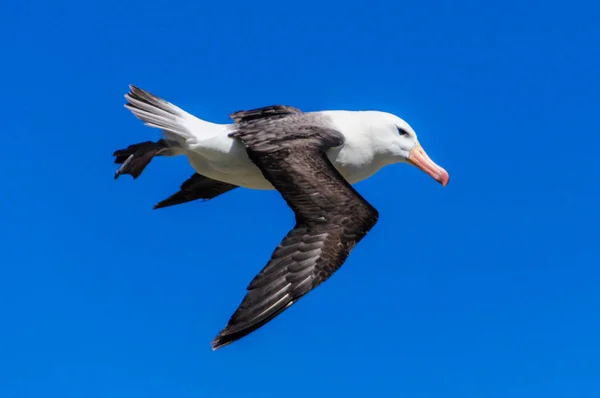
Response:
[371,112,450,186]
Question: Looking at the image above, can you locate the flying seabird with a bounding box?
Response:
[113,85,450,350]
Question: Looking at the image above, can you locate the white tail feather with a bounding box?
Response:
[124,85,218,147]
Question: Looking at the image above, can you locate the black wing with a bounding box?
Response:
[153,173,238,209]
[212,124,379,350]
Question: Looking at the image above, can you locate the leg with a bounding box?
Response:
[113,139,170,179]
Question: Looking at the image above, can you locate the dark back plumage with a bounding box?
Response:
[229,105,303,124]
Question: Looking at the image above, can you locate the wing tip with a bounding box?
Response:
[210,332,235,351]
[209,300,297,351]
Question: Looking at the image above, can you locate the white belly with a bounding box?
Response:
[181,130,385,190]
[183,134,275,190]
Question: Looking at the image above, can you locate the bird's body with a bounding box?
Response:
[128,104,412,190]
[113,85,449,350]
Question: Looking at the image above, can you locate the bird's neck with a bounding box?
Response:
[322,111,396,183]
[325,111,395,163]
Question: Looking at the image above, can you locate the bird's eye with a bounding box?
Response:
[397,127,409,136]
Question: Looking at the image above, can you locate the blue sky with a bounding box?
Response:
[1,0,599,397]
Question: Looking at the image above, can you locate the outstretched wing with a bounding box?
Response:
[212,121,379,350]
[153,173,238,209]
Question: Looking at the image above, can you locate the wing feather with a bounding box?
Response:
[212,119,379,350]
[229,105,302,124]
[153,173,237,209]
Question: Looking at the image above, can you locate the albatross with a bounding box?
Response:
[113,85,450,350]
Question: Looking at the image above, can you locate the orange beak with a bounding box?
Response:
[408,142,450,186]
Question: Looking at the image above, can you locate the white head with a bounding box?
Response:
[365,111,450,186]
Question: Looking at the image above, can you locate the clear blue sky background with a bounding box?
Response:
[1,0,598,397]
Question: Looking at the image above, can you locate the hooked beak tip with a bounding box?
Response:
[438,170,450,186]
[408,142,450,187]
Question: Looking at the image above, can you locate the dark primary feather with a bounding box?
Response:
[212,117,379,350]
[154,173,237,209]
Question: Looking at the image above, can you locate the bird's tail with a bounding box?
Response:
[124,85,218,147]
